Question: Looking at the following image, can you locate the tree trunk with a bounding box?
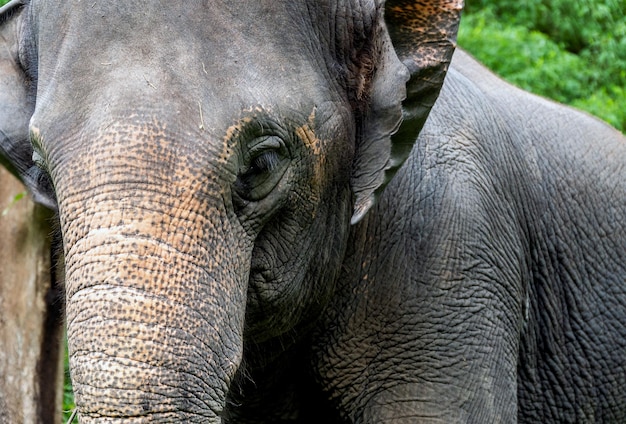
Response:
[0,166,64,423]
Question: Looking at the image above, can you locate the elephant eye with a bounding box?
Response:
[235,136,289,202]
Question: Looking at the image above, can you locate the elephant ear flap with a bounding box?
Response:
[350,0,463,224]
[0,1,51,208]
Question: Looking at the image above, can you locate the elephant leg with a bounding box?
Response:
[314,280,522,424]
[0,167,64,423]
[313,171,528,423]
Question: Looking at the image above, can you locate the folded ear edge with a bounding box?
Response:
[349,0,463,224]
[0,0,27,25]
[0,1,56,209]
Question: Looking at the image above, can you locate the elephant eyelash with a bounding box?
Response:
[236,150,281,193]
[249,150,280,173]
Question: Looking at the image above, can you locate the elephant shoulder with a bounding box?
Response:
[447,49,626,162]
[400,49,626,266]
[426,49,626,206]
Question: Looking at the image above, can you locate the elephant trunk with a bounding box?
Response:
[60,162,250,421]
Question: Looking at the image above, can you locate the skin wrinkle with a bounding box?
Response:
[67,302,230,368]
[70,367,220,411]
[246,218,328,333]
[71,357,215,406]
[70,348,227,394]
[63,229,218,291]
[302,0,382,117]
[70,314,235,416]
[61,170,249,420]
[76,351,233,394]
[442,55,626,423]
[314,57,532,424]
[67,286,230,357]
[72,386,215,421]
[70,331,219,380]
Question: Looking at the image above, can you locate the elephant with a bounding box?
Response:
[1,0,626,422]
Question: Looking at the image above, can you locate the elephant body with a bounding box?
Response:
[1,0,625,422]
[310,50,626,423]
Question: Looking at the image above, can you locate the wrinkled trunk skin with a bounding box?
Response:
[61,136,249,422]
[65,207,248,422]
[0,166,64,423]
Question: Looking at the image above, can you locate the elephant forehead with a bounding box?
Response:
[30,39,335,163]
[33,1,326,97]
[29,1,358,161]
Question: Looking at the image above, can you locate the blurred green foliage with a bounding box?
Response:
[459,0,626,131]
[62,337,76,421]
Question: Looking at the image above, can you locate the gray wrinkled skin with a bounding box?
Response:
[313,50,626,423]
[0,0,625,422]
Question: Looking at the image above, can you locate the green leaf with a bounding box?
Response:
[1,191,27,217]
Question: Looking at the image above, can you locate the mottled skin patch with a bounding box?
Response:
[220,117,253,166]
[296,109,322,156]
[386,0,464,43]
[385,0,463,99]
[295,109,325,212]
[384,0,463,105]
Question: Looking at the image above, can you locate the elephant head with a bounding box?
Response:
[0,0,461,421]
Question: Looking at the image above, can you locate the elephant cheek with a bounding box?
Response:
[62,203,250,421]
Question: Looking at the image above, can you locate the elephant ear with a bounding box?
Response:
[350,0,463,224]
[0,1,53,208]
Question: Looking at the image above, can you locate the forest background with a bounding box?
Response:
[460,0,625,132]
[0,0,624,420]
